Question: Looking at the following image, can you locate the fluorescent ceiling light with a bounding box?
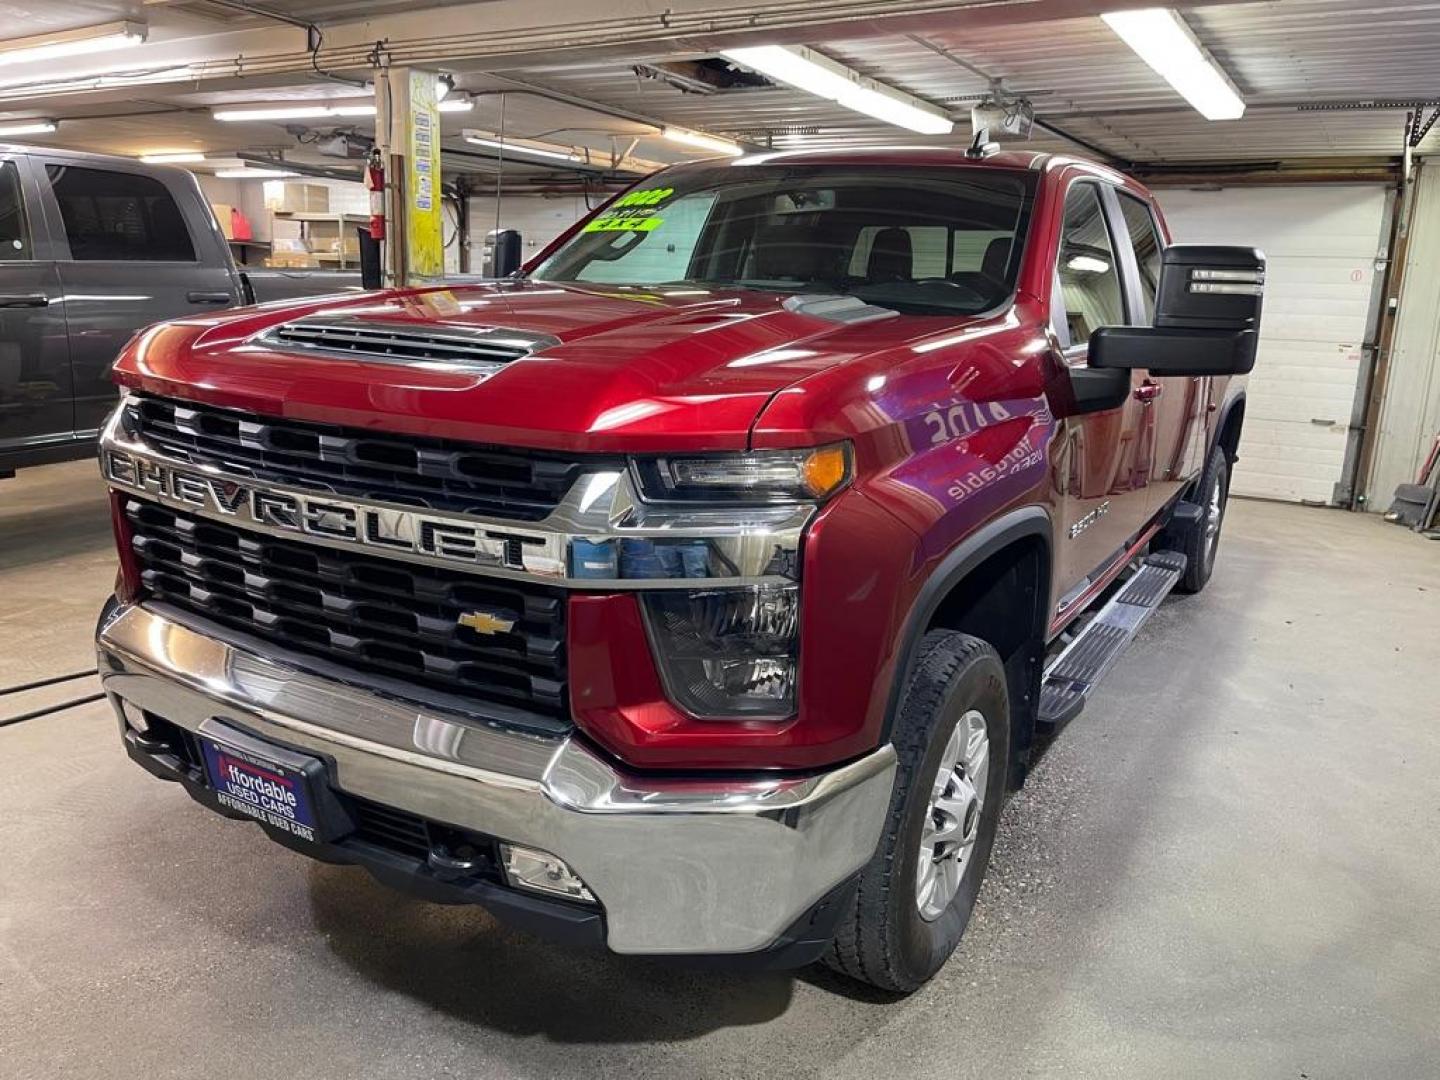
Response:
[216,98,472,123]
[662,127,742,157]
[1066,255,1111,274]
[215,168,299,179]
[721,44,952,135]
[1101,9,1245,121]
[463,130,580,162]
[0,20,146,68]
[214,105,333,122]
[139,152,206,164]
[0,119,57,137]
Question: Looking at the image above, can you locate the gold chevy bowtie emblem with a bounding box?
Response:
[457,610,517,635]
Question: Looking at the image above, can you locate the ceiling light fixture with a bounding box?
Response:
[0,119,57,137]
[139,152,206,164]
[661,127,743,157]
[462,130,581,162]
[215,98,472,123]
[0,20,146,68]
[720,44,953,135]
[215,168,299,179]
[213,105,333,122]
[1100,9,1245,121]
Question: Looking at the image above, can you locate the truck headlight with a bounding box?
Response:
[632,445,850,503]
[642,585,800,717]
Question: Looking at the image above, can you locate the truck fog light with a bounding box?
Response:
[500,843,595,902]
[641,585,799,717]
[117,697,150,733]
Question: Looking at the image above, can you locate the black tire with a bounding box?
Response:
[823,630,1009,993]
[1162,444,1230,594]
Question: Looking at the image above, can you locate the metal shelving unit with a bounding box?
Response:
[271,211,368,269]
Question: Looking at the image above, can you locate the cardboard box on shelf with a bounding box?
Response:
[264,182,330,214]
[211,203,236,239]
[264,251,321,268]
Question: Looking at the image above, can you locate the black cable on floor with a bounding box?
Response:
[0,668,98,697]
[0,692,106,728]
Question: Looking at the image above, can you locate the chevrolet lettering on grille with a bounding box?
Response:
[103,446,557,575]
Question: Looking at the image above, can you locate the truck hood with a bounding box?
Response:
[113,281,968,453]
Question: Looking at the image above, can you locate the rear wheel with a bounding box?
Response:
[823,630,1009,992]
[1163,444,1229,594]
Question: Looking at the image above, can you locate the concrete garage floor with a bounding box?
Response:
[2,460,1438,1080]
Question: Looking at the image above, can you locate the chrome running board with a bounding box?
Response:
[1038,550,1187,730]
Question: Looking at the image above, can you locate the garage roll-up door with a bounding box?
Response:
[1368,164,1440,511]
[1155,186,1389,504]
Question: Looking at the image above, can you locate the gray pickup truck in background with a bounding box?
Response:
[0,144,363,476]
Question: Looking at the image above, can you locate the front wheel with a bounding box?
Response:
[823,630,1009,992]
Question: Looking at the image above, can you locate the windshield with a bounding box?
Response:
[530,165,1035,316]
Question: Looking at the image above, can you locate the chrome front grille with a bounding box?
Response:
[260,315,558,372]
[125,500,572,733]
[122,394,613,522]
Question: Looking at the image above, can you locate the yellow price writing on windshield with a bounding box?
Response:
[583,215,664,233]
[612,187,674,208]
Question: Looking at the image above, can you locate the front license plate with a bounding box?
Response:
[200,732,321,843]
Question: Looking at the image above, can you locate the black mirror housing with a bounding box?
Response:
[1155,244,1265,330]
[1090,325,1258,376]
[1088,244,1265,377]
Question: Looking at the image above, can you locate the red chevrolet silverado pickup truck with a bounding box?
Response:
[95,147,1263,991]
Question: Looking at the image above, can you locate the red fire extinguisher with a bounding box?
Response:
[365,148,385,241]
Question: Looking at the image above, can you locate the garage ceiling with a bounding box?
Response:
[0,0,1434,178]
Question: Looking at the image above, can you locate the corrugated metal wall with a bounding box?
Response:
[1368,162,1440,508]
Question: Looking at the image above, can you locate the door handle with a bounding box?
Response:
[1133,381,1162,403]
[0,293,49,308]
[187,290,234,305]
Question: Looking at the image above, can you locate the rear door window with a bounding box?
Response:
[45,164,196,262]
[1056,183,1125,347]
[1117,193,1163,323]
[0,160,31,260]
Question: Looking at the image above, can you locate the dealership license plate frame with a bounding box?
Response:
[197,717,341,844]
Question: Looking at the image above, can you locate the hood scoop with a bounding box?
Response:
[781,294,898,325]
[258,315,559,374]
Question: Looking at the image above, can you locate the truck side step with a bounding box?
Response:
[1037,550,1187,731]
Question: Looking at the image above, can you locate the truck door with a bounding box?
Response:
[1049,178,1154,620]
[37,159,240,436]
[0,153,69,457]
[1113,191,1206,515]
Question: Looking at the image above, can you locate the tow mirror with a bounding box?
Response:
[1090,245,1265,376]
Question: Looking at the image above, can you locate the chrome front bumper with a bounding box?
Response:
[97,600,896,957]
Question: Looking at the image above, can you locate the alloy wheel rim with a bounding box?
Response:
[1205,468,1227,565]
[916,709,989,921]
